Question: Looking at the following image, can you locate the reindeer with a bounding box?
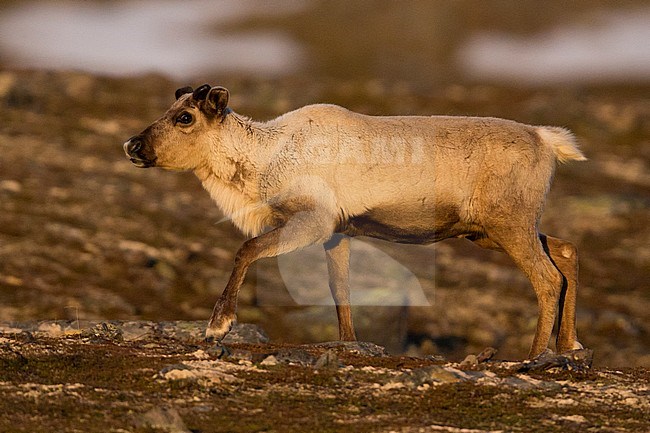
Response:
[124,84,586,358]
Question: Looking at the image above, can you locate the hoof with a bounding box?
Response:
[206,343,231,359]
[557,340,584,354]
[518,347,593,372]
[572,340,584,350]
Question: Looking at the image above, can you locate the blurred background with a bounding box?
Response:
[0,0,648,366]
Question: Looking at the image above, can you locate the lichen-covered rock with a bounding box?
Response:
[0,320,269,345]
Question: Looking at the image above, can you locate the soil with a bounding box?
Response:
[1,321,647,433]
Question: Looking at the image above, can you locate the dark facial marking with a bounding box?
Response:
[124,134,157,168]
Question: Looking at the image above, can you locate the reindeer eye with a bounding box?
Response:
[176,112,193,125]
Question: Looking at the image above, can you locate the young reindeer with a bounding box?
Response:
[124,84,586,359]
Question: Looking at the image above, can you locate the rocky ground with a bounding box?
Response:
[1,320,648,433]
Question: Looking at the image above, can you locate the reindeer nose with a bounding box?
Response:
[124,136,142,155]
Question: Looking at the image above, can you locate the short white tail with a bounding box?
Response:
[536,126,587,164]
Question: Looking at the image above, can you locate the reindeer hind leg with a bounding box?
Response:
[481,228,564,359]
[540,234,583,353]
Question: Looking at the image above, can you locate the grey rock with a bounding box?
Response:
[81,322,123,342]
[120,321,155,341]
[312,341,388,357]
[0,320,269,345]
[477,347,498,363]
[158,321,269,344]
[260,355,279,366]
[222,323,270,344]
[206,344,232,359]
[394,365,467,388]
[314,349,342,369]
[221,347,255,362]
[157,321,205,342]
[459,354,478,368]
[517,349,594,373]
[275,348,317,366]
[250,348,317,366]
[139,406,191,433]
[159,364,193,375]
[459,347,498,368]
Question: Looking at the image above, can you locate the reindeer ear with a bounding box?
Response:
[206,86,229,117]
[175,86,193,100]
[192,84,211,101]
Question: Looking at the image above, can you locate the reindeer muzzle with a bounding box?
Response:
[124,136,156,168]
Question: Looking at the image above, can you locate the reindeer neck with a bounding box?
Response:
[192,112,278,237]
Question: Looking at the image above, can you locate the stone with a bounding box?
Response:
[459,354,478,368]
[139,406,191,433]
[81,322,123,342]
[222,323,270,344]
[392,365,467,389]
[517,349,594,373]
[260,355,278,366]
[159,364,196,381]
[313,341,388,357]
[314,349,341,369]
[477,347,498,363]
[37,322,64,337]
[206,344,231,359]
[120,321,155,341]
[275,348,317,366]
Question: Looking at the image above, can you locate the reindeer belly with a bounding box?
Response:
[343,202,469,244]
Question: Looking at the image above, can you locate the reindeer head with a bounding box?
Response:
[123,84,230,170]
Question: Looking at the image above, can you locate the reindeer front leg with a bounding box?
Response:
[206,207,336,342]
